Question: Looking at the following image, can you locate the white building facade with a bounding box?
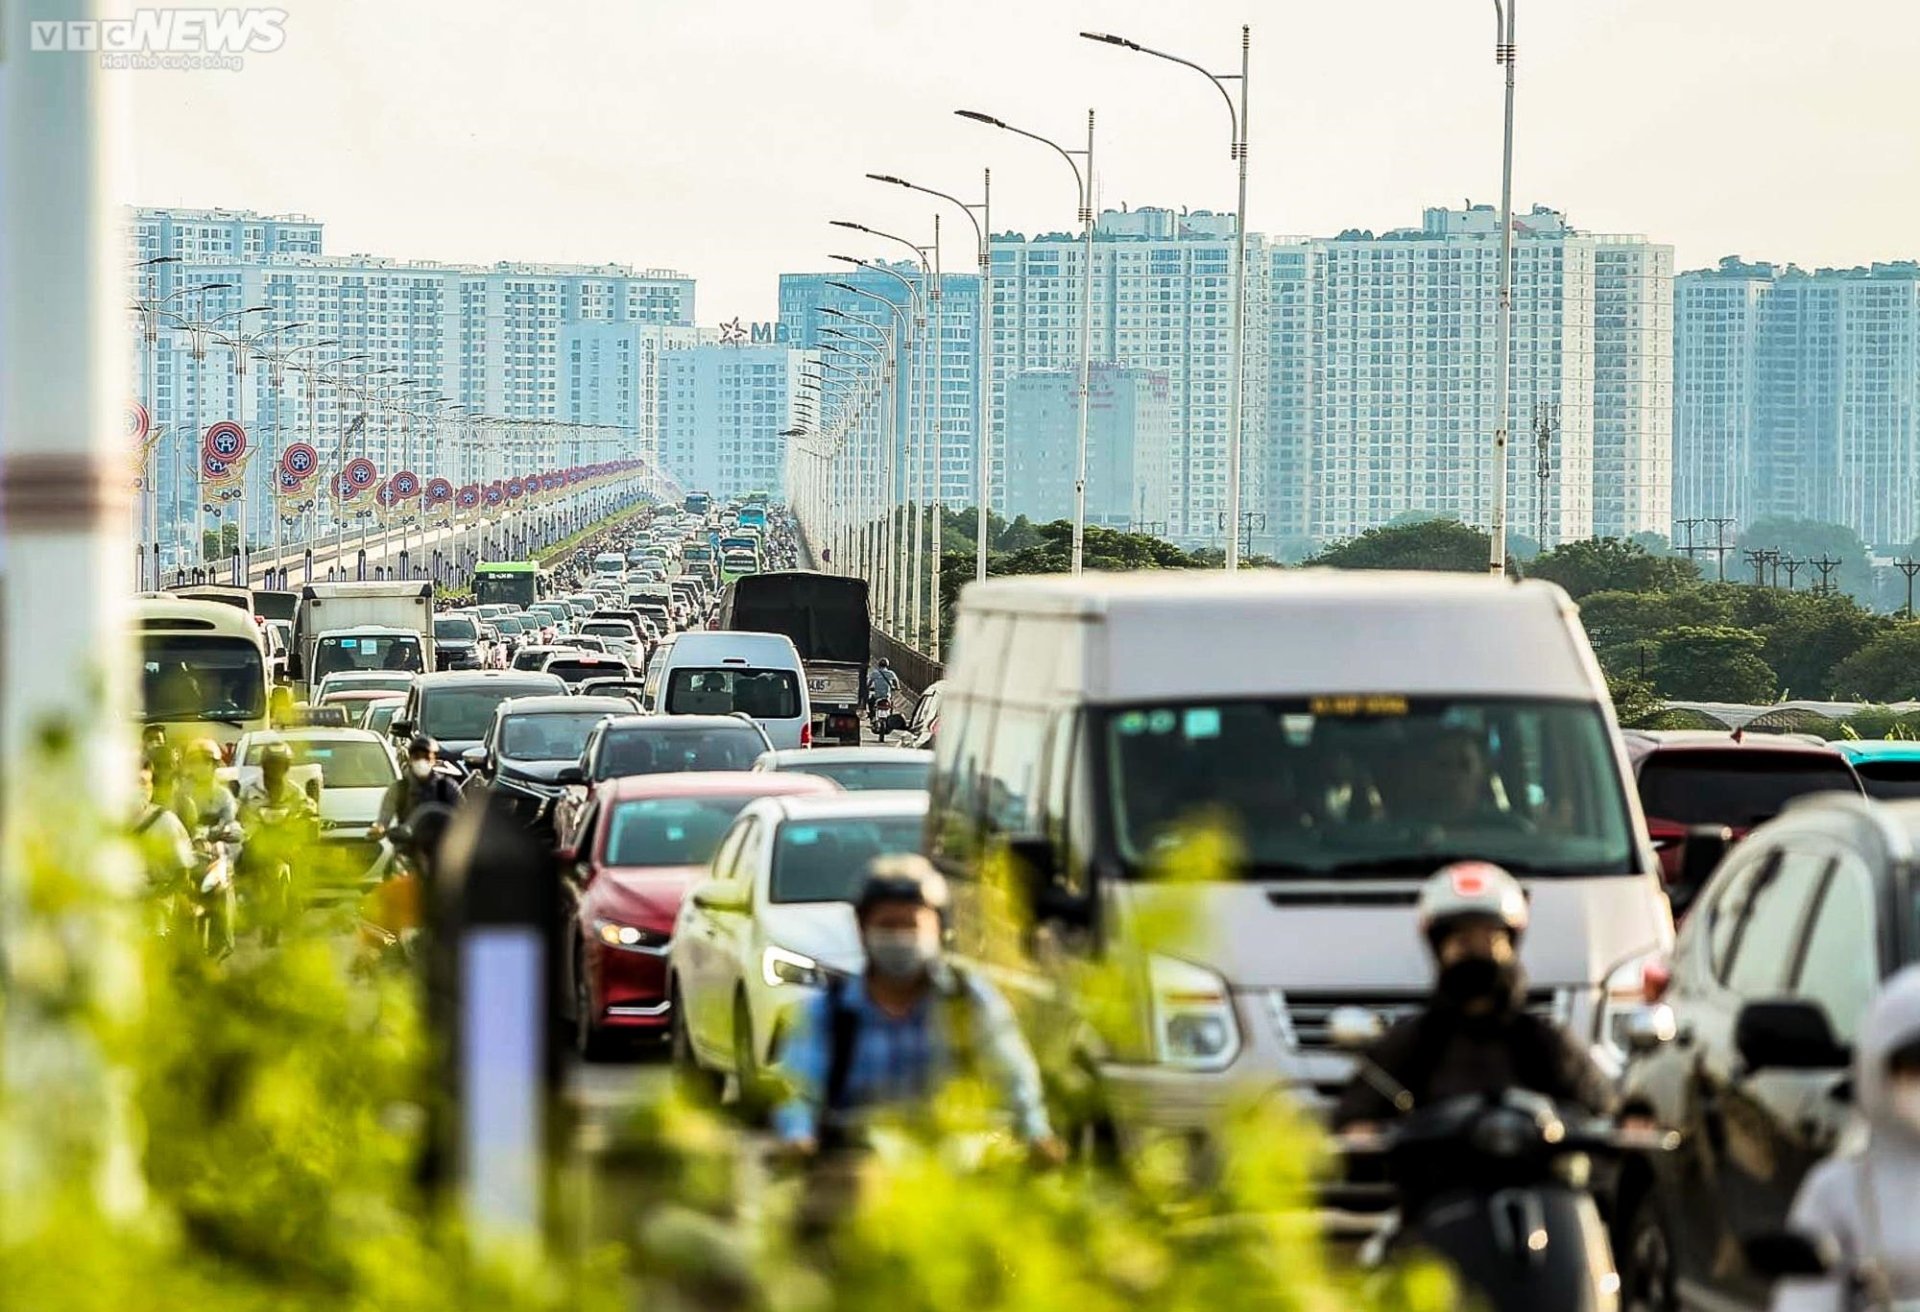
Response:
[657,342,816,501]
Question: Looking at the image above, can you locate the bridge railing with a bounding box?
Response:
[870,625,944,697]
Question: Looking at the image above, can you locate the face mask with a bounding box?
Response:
[866,927,937,981]
[1437,955,1518,1010]
[1890,1080,1920,1136]
[409,760,433,780]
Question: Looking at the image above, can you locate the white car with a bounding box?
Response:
[751,746,933,793]
[668,791,930,1092]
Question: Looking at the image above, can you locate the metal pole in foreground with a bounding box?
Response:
[1488,0,1518,577]
[0,0,139,1212]
[979,171,992,582]
[1075,111,1095,574]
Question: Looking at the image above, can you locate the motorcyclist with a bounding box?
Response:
[771,855,1064,1165]
[238,739,319,879]
[866,658,900,717]
[134,747,196,894]
[178,737,239,836]
[373,734,463,837]
[1334,861,1616,1138]
[1773,965,1920,1311]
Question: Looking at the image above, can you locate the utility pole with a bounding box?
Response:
[1706,517,1736,582]
[1781,555,1804,590]
[1895,557,1920,618]
[1767,549,1783,589]
[1744,548,1771,588]
[1811,555,1842,597]
[1533,401,1558,550]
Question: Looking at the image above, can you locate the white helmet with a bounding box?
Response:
[1417,861,1529,953]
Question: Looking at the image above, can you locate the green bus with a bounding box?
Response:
[473,560,542,609]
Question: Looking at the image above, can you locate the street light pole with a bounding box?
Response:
[1083,28,1250,568]
[957,109,1096,574]
[866,169,993,591]
[1487,0,1519,577]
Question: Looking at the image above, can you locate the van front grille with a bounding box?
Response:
[1268,989,1564,1051]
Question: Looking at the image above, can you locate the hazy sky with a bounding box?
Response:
[128,0,1920,321]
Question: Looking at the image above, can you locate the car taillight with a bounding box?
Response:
[800,722,812,747]
[1641,958,1672,1004]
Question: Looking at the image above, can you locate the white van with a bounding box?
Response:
[654,630,811,749]
[929,570,1672,1152]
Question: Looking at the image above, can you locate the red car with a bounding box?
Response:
[557,770,838,1059]
[1623,729,1864,902]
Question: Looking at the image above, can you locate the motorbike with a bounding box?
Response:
[868,695,894,738]
[1330,1009,1670,1312]
[185,819,242,954]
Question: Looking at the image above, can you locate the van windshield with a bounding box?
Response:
[1102,697,1636,877]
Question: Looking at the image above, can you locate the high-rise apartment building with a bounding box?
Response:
[778,268,980,508]
[1676,258,1920,546]
[129,206,694,558]
[1002,365,1173,528]
[658,343,816,501]
[1270,205,1672,548]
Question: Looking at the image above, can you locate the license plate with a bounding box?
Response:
[808,678,829,692]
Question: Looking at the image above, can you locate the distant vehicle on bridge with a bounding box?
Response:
[165,582,299,625]
[472,560,543,611]
[683,490,713,518]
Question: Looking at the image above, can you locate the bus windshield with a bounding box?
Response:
[141,635,266,723]
[474,566,537,609]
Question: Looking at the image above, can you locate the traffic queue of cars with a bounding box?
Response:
[140,534,1920,1309]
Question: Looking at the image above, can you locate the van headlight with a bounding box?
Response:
[1149,954,1241,1071]
[762,945,823,988]
[1594,951,1666,1074]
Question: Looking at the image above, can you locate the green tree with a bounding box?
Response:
[1304,518,1496,572]
[1526,537,1700,600]
[1577,586,1733,657]
[1735,516,1874,601]
[1830,625,1920,702]
[1724,586,1887,698]
[1647,625,1778,702]
[1605,668,1666,727]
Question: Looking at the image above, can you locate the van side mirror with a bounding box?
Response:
[391,718,413,740]
[1670,824,1731,919]
[1001,834,1090,928]
[554,764,586,787]
[1736,999,1851,1072]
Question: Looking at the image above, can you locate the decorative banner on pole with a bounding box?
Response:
[390,470,421,501]
[281,441,319,482]
[483,482,504,509]
[343,457,378,498]
[203,420,248,463]
[127,402,151,447]
[455,483,482,518]
[505,477,525,501]
[425,477,454,508]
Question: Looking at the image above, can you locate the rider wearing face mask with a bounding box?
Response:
[1773,965,1920,1312]
[1334,862,1615,1137]
[374,734,463,837]
[771,855,1064,1166]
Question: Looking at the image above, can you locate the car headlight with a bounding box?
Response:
[1594,950,1667,1074]
[1149,954,1241,1071]
[595,919,669,952]
[762,945,823,988]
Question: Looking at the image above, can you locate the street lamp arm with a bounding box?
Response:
[867,174,985,248]
[1080,33,1238,142]
[956,110,1086,204]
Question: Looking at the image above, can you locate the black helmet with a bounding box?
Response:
[408,734,440,760]
[856,854,948,923]
[876,658,891,671]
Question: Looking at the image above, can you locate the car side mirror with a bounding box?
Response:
[391,718,413,739]
[1670,824,1731,919]
[461,746,488,770]
[1326,1006,1387,1053]
[1736,999,1851,1072]
[1742,1230,1837,1280]
[690,880,748,914]
[1626,1004,1681,1054]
